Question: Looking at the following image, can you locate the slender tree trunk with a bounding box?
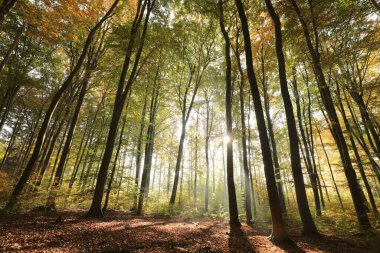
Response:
[349,91,380,155]
[247,98,258,215]
[137,78,160,214]
[0,84,20,132]
[18,109,43,173]
[133,86,149,210]
[70,96,105,190]
[219,0,241,227]
[194,111,199,206]
[347,104,380,183]
[170,122,186,204]
[103,117,127,212]
[236,0,288,240]
[315,149,330,202]
[259,46,286,213]
[237,60,253,223]
[0,117,21,171]
[204,93,211,212]
[305,79,325,209]
[315,124,344,210]
[34,114,68,190]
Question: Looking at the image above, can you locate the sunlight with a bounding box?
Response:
[223,135,231,144]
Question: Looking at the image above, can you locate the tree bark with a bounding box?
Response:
[235,0,287,240]
[0,116,21,171]
[259,45,286,214]
[234,46,253,222]
[137,75,160,214]
[315,124,344,210]
[133,85,149,210]
[103,117,127,212]
[264,0,318,235]
[219,0,241,227]
[204,90,212,212]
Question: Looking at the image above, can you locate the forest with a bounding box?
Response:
[0,0,380,252]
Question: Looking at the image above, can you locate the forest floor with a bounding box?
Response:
[0,210,379,253]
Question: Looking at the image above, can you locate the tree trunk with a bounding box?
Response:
[87,0,153,218]
[34,114,68,190]
[204,92,211,212]
[349,91,380,156]
[0,84,20,132]
[0,116,21,171]
[247,98,258,215]
[259,45,286,214]
[137,77,160,214]
[133,86,149,210]
[219,0,241,227]
[194,111,199,206]
[264,0,318,235]
[236,0,288,241]
[103,117,127,212]
[236,55,253,223]
[315,124,344,210]
[70,96,105,190]
[170,122,186,204]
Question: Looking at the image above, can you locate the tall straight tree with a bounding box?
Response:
[218,0,240,227]
[258,45,286,213]
[5,0,120,210]
[235,0,288,241]
[264,0,318,235]
[203,88,213,212]
[133,85,149,210]
[232,33,253,223]
[87,0,155,218]
[137,67,161,214]
[289,0,370,228]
